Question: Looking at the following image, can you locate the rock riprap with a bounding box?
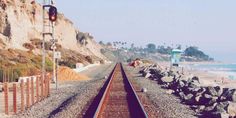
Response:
[139,64,236,118]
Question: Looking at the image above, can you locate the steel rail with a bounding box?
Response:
[92,63,148,118]
[120,64,148,118]
[93,63,118,118]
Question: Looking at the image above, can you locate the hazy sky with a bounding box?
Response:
[41,0,236,62]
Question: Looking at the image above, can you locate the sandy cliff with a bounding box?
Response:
[0,0,106,60]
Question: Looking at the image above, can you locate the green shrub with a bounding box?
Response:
[100,60,105,64]
[85,56,94,64]
[45,58,53,72]
[59,60,75,68]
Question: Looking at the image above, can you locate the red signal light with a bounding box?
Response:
[49,6,57,22]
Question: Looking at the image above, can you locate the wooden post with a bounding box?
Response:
[41,77,44,100]
[4,82,9,115]
[48,76,50,96]
[36,77,39,102]
[44,77,47,97]
[13,83,17,114]
[20,80,25,112]
[31,77,34,105]
[45,78,48,97]
[44,79,47,97]
[4,71,6,83]
[3,71,5,83]
[7,69,9,82]
[46,78,49,97]
[47,77,50,96]
[26,78,30,108]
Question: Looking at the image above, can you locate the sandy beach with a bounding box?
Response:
[156,61,236,89]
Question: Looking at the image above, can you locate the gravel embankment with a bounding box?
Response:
[125,65,197,118]
[9,64,115,118]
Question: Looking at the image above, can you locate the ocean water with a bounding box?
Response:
[185,63,236,80]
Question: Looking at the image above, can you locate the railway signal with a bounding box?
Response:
[42,0,58,88]
[49,6,57,22]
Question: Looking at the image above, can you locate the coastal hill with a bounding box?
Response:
[100,42,214,62]
[0,0,107,69]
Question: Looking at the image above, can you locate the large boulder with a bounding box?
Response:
[168,70,175,76]
[169,79,188,92]
[192,76,200,83]
[142,69,149,75]
[204,93,213,100]
[184,93,194,104]
[139,68,145,74]
[206,86,218,96]
[195,87,206,97]
[195,105,205,113]
[214,86,223,97]
[188,87,203,96]
[229,89,236,102]
[226,102,236,117]
[166,89,175,94]
[161,71,169,77]
[144,72,152,78]
[161,76,174,83]
[194,95,202,104]
[178,80,186,88]
[178,92,185,100]
[204,103,217,112]
[220,88,229,102]
[208,96,219,106]
[198,93,213,105]
[149,68,161,74]
[187,76,200,83]
[220,89,236,102]
[208,112,229,118]
[214,102,229,112]
[187,76,201,88]
[182,86,192,95]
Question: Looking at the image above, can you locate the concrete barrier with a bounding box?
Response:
[18,76,39,83]
[73,63,100,73]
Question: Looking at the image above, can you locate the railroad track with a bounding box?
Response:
[85,63,148,118]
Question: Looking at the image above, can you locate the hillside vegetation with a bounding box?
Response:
[100,42,214,62]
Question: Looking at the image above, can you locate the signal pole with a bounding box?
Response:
[42,0,47,83]
[52,21,56,84]
[42,0,58,87]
